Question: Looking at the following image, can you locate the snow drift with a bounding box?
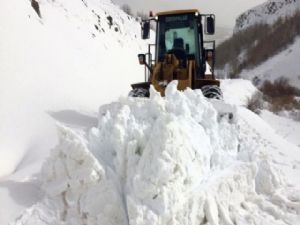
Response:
[14,82,300,225]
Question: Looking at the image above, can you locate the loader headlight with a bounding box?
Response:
[138,54,146,65]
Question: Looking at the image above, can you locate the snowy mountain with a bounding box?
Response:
[0,0,150,223]
[216,0,300,89]
[234,0,300,32]
[0,0,149,178]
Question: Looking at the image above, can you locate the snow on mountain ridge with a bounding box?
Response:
[234,0,300,32]
[13,82,300,225]
[38,0,143,47]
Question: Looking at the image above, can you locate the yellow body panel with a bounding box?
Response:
[150,54,219,96]
[151,55,193,96]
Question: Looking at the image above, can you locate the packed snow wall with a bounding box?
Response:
[14,82,300,225]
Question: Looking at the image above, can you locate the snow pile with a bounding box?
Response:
[14,82,300,225]
[220,79,258,106]
[234,0,300,32]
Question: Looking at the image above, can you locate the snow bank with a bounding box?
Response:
[221,79,257,106]
[13,82,300,225]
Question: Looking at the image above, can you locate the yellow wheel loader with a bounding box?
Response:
[129,9,222,99]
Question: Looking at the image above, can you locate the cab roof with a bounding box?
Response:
[155,9,200,17]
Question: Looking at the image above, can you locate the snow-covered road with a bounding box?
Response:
[10,81,300,225]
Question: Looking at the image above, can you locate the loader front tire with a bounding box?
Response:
[201,85,223,100]
[129,88,150,98]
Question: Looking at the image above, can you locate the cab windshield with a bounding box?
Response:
[156,13,200,61]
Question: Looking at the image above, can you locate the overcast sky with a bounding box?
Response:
[112,0,267,28]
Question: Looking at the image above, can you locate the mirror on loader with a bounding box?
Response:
[138,53,152,73]
[141,21,150,39]
[206,15,215,35]
[205,48,215,75]
[138,54,146,65]
[205,49,215,64]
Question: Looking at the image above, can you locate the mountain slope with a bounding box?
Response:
[0,0,148,178]
[240,37,300,87]
[215,0,300,87]
[0,0,149,223]
[234,0,300,32]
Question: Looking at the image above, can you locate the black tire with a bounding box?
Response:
[128,88,150,98]
[201,85,223,100]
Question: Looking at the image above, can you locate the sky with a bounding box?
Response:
[112,0,267,28]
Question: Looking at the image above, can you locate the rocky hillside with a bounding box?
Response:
[215,0,300,117]
[215,0,300,82]
[234,0,300,32]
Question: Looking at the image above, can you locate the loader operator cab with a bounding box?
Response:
[156,13,200,68]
